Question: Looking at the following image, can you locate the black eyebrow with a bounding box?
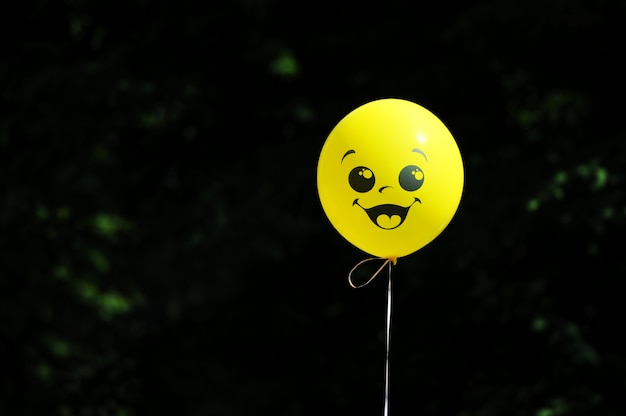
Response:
[412,148,428,161]
[341,149,356,163]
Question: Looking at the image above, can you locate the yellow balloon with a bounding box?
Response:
[317,98,464,259]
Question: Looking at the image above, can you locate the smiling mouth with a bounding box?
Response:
[353,198,421,230]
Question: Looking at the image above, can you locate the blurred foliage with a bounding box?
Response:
[1,0,625,415]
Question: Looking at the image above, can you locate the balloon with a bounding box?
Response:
[317,98,464,259]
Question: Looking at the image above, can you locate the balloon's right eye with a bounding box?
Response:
[349,166,375,193]
[399,165,424,191]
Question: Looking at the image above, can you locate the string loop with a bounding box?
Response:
[347,257,397,289]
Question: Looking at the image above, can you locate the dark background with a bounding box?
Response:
[2,0,625,415]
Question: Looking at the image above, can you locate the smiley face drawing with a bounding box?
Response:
[317,98,464,259]
[345,147,426,230]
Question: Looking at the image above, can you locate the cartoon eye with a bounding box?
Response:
[349,166,375,193]
[399,165,424,191]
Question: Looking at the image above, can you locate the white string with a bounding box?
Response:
[383,260,392,416]
[347,257,395,416]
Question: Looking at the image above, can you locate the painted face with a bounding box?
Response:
[317,98,464,258]
[343,147,427,230]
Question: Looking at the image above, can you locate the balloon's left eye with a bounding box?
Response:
[349,166,375,193]
[399,165,424,191]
